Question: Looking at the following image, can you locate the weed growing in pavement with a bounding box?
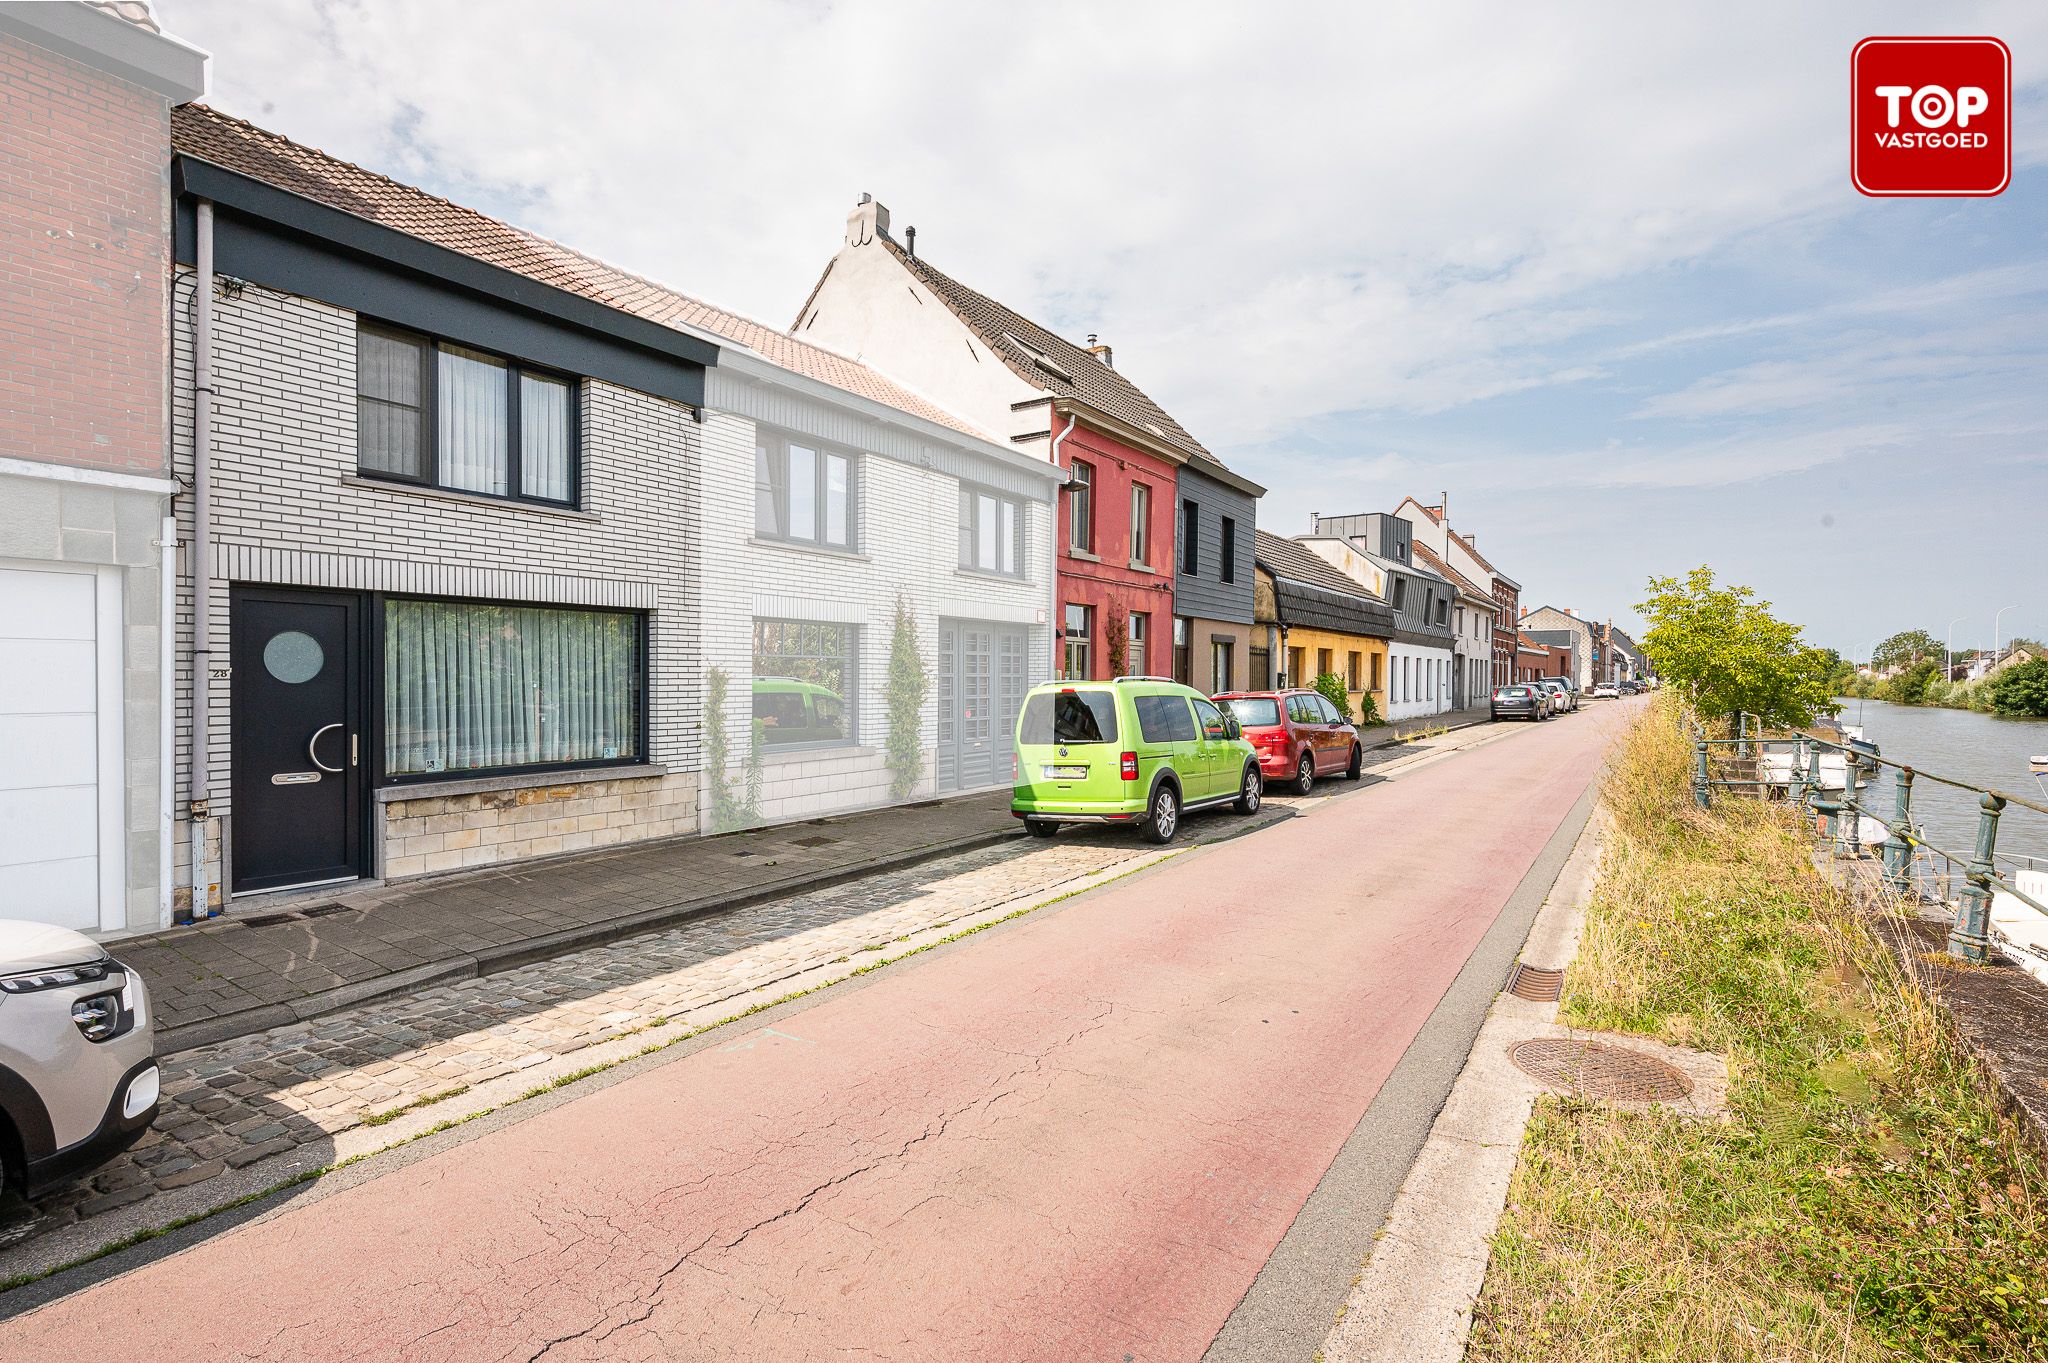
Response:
[1468,696,2048,1362]
[358,1084,469,1127]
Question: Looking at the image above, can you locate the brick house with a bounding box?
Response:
[791,200,1263,691]
[0,2,204,935]
[160,108,1056,916]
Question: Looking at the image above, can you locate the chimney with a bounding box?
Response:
[1084,333,1114,368]
[905,225,917,257]
[846,193,890,247]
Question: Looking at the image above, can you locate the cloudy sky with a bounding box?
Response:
[155,1,2048,655]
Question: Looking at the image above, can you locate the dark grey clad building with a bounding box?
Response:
[1172,460,1262,692]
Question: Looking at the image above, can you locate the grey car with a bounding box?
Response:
[0,921,159,1196]
[1535,678,1577,713]
[1491,685,1547,722]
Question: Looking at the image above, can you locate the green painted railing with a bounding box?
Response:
[1691,717,2048,964]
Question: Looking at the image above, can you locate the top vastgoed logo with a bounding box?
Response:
[1851,37,2010,197]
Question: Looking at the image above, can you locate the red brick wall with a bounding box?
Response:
[1054,420,1179,679]
[0,32,172,475]
[1491,579,1520,687]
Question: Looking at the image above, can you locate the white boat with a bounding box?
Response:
[1991,869,2048,988]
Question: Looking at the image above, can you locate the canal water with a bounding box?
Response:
[1833,697,2048,874]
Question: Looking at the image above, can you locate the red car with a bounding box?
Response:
[1214,689,1362,795]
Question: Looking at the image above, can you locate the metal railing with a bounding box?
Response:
[1690,716,2048,964]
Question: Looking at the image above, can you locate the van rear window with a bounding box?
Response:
[1020,690,1119,745]
[1135,694,1197,743]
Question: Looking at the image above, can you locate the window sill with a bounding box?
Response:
[1126,560,1156,574]
[954,564,1029,585]
[375,762,667,803]
[341,475,600,521]
[1066,548,1101,564]
[746,536,870,563]
[760,743,876,762]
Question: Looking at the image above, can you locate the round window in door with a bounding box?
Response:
[262,630,325,684]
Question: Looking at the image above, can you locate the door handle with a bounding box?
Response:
[309,722,344,773]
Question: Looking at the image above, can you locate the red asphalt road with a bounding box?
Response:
[6,711,1622,1361]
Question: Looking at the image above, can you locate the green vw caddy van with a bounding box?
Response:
[1011,677,1261,844]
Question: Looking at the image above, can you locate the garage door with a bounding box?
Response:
[0,564,118,932]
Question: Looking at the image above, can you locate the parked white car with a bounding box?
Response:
[0,921,159,1196]
[1591,682,1621,699]
[1535,679,1575,713]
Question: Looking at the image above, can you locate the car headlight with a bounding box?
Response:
[73,991,124,1042]
[0,958,115,993]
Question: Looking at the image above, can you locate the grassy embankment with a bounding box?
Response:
[1468,696,2048,1362]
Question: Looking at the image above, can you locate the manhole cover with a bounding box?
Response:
[1509,1039,1693,1101]
[791,835,839,848]
[1506,963,1564,1002]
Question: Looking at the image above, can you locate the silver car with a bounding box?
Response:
[0,921,159,1196]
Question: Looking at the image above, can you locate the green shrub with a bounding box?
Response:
[1989,658,2048,717]
[1312,671,1354,724]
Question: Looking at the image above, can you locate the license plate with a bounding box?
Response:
[1043,764,1087,780]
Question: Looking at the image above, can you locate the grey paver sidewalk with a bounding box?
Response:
[124,791,1017,1050]
[1364,705,1494,747]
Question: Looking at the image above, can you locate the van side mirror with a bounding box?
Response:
[1224,716,1242,740]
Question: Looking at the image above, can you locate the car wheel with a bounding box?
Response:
[1140,782,1181,844]
[1023,818,1058,839]
[1344,744,1362,780]
[1235,764,1263,814]
[1292,752,1315,796]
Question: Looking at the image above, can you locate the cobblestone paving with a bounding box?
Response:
[3,816,1259,1246]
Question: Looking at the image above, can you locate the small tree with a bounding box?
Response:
[1989,658,2048,718]
[1355,687,1383,727]
[1636,566,1837,730]
[1313,671,1354,725]
[1104,608,1129,679]
[884,593,930,800]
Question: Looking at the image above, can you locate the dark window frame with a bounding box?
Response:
[1067,459,1095,554]
[757,430,859,552]
[354,320,582,510]
[1180,498,1199,576]
[372,591,648,787]
[1219,515,1236,583]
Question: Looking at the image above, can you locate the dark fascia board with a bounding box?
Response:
[1270,576,1396,638]
[0,3,206,101]
[173,156,720,373]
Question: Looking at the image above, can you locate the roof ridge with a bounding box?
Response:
[171,105,996,442]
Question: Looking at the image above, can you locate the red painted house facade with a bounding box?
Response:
[1051,418,1179,679]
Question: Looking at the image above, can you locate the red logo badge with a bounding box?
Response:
[1853,37,2010,197]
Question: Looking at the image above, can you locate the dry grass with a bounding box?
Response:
[1468,696,2048,1362]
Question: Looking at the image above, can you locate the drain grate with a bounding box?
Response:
[299,903,348,919]
[235,911,299,929]
[1506,963,1565,1002]
[1509,1038,1693,1102]
[791,835,839,848]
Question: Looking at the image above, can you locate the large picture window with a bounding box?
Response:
[753,619,857,747]
[958,484,1023,576]
[756,434,856,550]
[356,323,577,506]
[383,599,642,778]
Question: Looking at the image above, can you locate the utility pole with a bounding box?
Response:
[1946,616,1967,682]
[1993,604,2019,663]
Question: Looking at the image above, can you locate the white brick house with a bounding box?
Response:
[162,107,1054,921]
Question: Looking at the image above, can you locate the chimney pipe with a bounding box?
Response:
[1084,332,1114,368]
[905,225,916,257]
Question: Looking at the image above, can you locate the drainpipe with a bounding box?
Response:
[1047,413,1077,676]
[188,200,217,920]
[158,512,176,928]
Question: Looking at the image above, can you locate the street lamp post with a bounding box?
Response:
[1993,605,2020,663]
[1946,616,1968,682]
